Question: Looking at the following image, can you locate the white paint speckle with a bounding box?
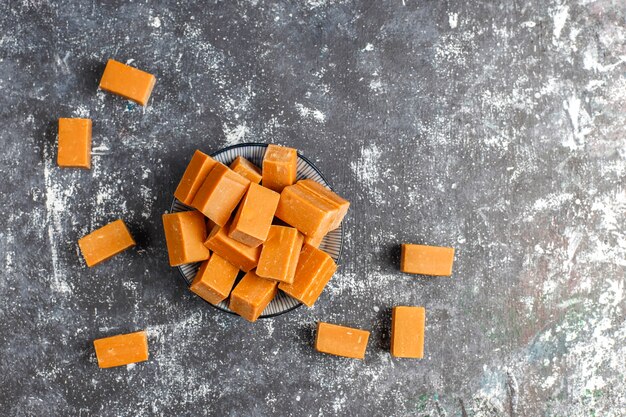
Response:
[563,94,593,150]
[448,12,458,29]
[552,5,569,40]
[222,122,249,146]
[149,16,161,28]
[295,103,326,123]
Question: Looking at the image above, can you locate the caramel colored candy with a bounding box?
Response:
[204,223,261,272]
[174,150,218,206]
[256,226,304,283]
[303,233,325,248]
[94,330,149,368]
[278,244,337,307]
[401,244,455,276]
[162,211,210,266]
[297,179,349,230]
[99,59,156,106]
[275,184,338,237]
[315,322,370,360]
[229,270,278,322]
[391,306,425,358]
[262,144,297,192]
[229,183,280,247]
[78,219,136,267]
[206,218,216,233]
[230,156,262,184]
[191,163,250,227]
[57,118,92,169]
[190,253,239,305]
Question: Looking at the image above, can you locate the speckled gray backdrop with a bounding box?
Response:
[0,0,624,416]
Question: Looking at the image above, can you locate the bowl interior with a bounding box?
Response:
[171,143,343,318]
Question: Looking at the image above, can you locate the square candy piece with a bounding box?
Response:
[400,244,455,276]
[256,226,303,284]
[296,179,350,230]
[190,253,239,305]
[78,219,136,267]
[229,270,278,322]
[204,223,261,272]
[99,59,156,106]
[391,306,425,359]
[191,163,250,227]
[303,233,325,248]
[230,156,262,184]
[174,150,218,206]
[275,184,338,237]
[93,330,149,368]
[262,144,297,192]
[58,118,92,169]
[278,244,337,307]
[162,211,210,266]
[228,183,280,247]
[315,322,370,360]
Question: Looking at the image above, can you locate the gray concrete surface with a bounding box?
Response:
[0,0,624,416]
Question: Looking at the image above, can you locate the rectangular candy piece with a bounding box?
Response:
[99,59,156,106]
[174,150,218,206]
[275,184,338,237]
[303,233,325,248]
[262,144,297,192]
[93,330,149,368]
[204,223,261,272]
[296,179,350,230]
[78,219,136,267]
[229,269,278,322]
[190,253,239,305]
[278,244,337,307]
[230,156,262,184]
[57,118,92,169]
[256,226,304,284]
[400,244,455,276]
[162,211,210,266]
[228,183,280,247]
[391,306,425,358]
[315,322,370,360]
[191,163,250,227]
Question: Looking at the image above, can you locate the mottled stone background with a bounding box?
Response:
[0,0,624,416]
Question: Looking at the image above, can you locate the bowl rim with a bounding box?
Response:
[170,142,345,319]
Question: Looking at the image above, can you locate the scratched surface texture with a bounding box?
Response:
[0,0,624,416]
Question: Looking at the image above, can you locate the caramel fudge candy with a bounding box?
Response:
[256,226,304,284]
[162,211,210,266]
[78,219,135,267]
[297,179,349,230]
[174,150,218,206]
[278,244,337,307]
[262,144,297,192]
[93,330,149,368]
[228,183,280,247]
[57,118,92,169]
[229,270,278,322]
[191,163,250,227]
[315,322,370,360]
[204,223,261,272]
[303,233,325,248]
[275,184,338,237]
[190,253,239,305]
[391,306,425,358]
[230,156,262,184]
[99,59,156,106]
[400,244,455,276]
